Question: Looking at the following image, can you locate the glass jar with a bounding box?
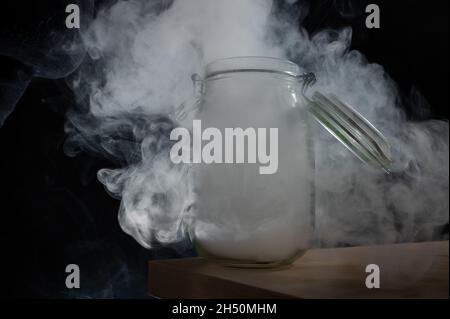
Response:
[174,56,391,268]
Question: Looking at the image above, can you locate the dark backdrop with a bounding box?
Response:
[0,0,448,298]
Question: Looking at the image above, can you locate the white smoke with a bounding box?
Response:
[65,0,449,250]
[276,25,449,245]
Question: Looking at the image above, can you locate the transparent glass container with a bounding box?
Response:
[175,57,391,268]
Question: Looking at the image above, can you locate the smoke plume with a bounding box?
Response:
[65,0,449,250]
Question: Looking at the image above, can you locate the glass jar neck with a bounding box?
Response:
[205,56,301,79]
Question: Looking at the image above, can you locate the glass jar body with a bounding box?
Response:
[191,67,315,268]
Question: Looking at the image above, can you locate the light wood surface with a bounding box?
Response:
[148,241,448,299]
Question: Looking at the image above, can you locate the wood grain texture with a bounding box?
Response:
[149,241,449,299]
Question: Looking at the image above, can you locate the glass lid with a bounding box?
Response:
[308,91,393,173]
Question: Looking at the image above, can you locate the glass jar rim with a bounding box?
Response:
[205,56,302,79]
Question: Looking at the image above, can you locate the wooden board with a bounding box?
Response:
[148,241,448,299]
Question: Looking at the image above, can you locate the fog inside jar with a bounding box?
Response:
[189,70,313,262]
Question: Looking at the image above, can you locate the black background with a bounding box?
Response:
[0,0,448,298]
